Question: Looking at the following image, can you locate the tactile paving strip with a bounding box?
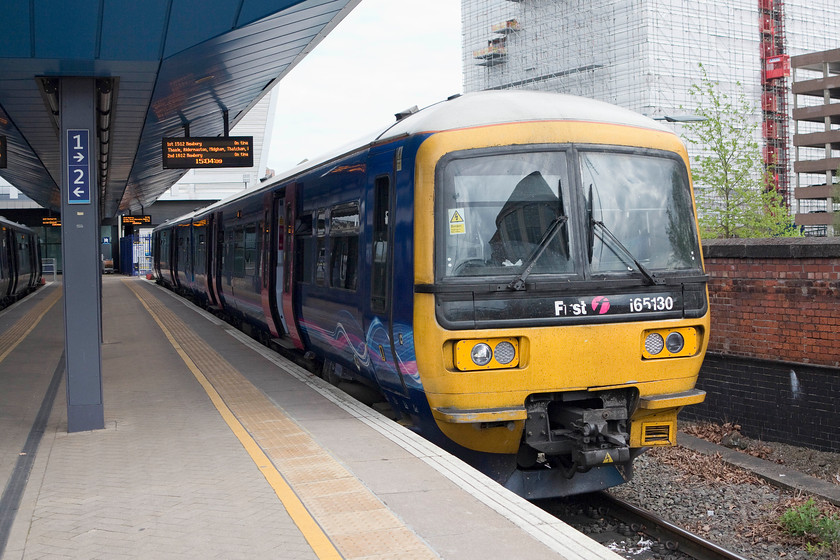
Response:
[126,280,438,560]
[0,285,62,364]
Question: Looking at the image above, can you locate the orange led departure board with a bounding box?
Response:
[122,215,152,225]
[162,136,253,169]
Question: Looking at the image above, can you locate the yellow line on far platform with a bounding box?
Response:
[0,287,62,364]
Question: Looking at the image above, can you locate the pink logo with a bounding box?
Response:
[591,296,610,314]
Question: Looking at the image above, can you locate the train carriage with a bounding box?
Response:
[153,90,709,498]
[0,216,42,308]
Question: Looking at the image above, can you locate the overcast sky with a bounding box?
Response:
[265,0,463,173]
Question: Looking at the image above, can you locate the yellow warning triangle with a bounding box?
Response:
[450,210,464,223]
[603,452,613,464]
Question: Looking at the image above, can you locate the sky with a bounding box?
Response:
[265,0,463,173]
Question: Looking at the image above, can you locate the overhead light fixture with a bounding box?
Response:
[37,77,60,131]
[96,78,117,204]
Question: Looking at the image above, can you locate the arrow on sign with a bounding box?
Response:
[67,129,90,205]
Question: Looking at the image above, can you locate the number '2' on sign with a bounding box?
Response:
[67,129,90,205]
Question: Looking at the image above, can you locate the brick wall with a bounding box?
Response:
[702,238,840,367]
[683,238,840,452]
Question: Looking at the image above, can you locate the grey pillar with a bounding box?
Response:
[60,77,104,432]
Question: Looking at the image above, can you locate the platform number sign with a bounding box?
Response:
[67,129,90,204]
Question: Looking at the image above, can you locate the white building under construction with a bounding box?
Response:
[461,0,840,231]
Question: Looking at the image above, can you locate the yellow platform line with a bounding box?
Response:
[125,280,438,560]
[0,286,62,364]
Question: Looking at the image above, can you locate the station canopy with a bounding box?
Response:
[0,0,360,217]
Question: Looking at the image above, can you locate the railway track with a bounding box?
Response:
[541,492,752,560]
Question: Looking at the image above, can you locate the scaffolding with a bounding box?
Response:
[759,0,791,208]
[461,0,840,213]
[463,0,609,101]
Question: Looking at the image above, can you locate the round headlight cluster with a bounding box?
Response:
[665,332,685,353]
[469,341,517,367]
[644,333,665,355]
[645,331,688,356]
[470,343,493,366]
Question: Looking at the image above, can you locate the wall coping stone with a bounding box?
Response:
[702,237,840,259]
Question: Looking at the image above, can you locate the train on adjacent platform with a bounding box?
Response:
[0,216,41,309]
[153,91,710,498]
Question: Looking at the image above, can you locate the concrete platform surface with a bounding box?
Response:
[0,277,622,560]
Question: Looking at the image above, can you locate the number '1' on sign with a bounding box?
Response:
[67,129,90,205]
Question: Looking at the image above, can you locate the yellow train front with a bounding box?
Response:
[402,91,708,498]
[153,90,708,499]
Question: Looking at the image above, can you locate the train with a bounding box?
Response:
[152,90,710,498]
[0,216,41,309]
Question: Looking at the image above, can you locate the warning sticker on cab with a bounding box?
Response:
[448,208,466,235]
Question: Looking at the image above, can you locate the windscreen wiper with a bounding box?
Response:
[507,214,568,291]
[590,220,664,286]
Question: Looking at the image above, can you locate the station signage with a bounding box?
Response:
[0,135,7,168]
[122,215,152,225]
[162,136,253,169]
[42,216,61,227]
[67,129,91,204]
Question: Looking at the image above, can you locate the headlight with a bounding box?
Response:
[641,327,700,359]
[470,343,493,366]
[454,338,520,371]
[665,332,685,353]
[644,333,665,355]
[494,341,516,365]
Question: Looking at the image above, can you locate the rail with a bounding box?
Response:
[591,493,751,560]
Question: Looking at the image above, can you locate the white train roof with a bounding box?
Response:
[380,90,671,139]
[156,91,672,228]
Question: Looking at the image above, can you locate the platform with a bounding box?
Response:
[0,277,621,560]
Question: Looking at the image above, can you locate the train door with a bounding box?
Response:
[163,229,175,286]
[185,222,195,291]
[172,227,182,291]
[279,184,304,349]
[206,213,220,307]
[219,214,235,309]
[18,232,33,288]
[0,228,10,298]
[365,169,408,398]
[31,232,42,286]
[266,191,290,340]
[8,229,19,295]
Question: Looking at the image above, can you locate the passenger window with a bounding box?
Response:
[329,202,360,291]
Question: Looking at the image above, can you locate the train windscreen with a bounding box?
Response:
[436,148,701,282]
[438,150,573,279]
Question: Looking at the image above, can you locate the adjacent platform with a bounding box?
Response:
[0,277,622,559]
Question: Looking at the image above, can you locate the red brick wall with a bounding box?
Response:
[703,239,840,368]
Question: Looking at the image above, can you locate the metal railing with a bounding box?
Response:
[41,258,57,282]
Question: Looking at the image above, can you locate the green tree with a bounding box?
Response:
[681,65,796,239]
